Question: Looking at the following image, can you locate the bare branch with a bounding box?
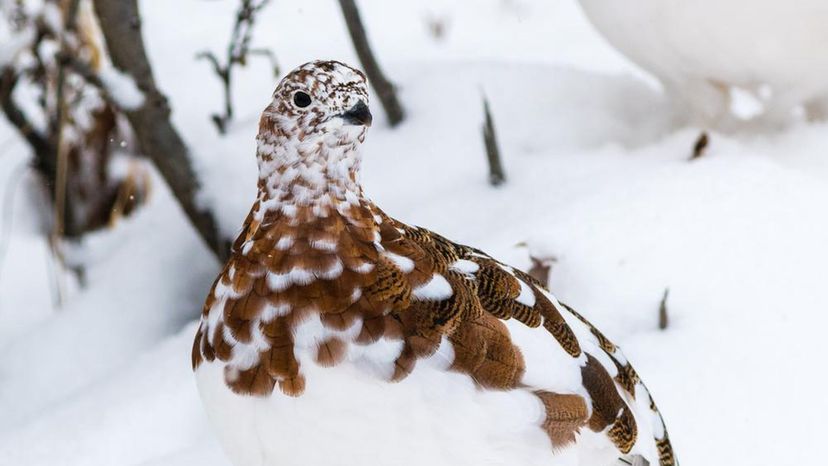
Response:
[482,95,506,186]
[338,0,404,126]
[197,0,278,134]
[195,51,225,79]
[93,0,229,262]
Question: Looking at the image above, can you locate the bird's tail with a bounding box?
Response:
[650,403,678,466]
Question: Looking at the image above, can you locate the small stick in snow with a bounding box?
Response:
[338,0,404,126]
[482,95,506,186]
[690,131,709,160]
[528,254,557,285]
[658,288,670,330]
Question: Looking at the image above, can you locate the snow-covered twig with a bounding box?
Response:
[57,51,144,111]
[0,0,146,246]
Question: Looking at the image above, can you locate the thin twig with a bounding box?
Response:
[338,0,404,126]
[50,0,83,303]
[197,0,278,134]
[482,95,506,186]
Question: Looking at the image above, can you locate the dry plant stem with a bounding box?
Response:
[482,96,506,186]
[93,0,229,262]
[54,0,83,233]
[49,0,83,302]
[197,0,277,134]
[338,0,404,126]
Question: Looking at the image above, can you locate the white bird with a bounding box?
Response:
[578,0,828,130]
[192,60,677,466]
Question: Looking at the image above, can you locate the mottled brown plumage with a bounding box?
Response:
[193,60,677,466]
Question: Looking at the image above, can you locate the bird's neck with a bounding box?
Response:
[255,124,366,203]
[247,128,378,242]
[237,140,380,262]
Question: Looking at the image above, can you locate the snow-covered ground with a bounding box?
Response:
[1,0,827,464]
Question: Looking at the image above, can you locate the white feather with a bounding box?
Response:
[413,274,453,301]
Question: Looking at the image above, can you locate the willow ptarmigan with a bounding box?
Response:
[192,60,677,466]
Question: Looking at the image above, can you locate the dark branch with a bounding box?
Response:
[482,95,506,186]
[93,0,229,262]
[338,0,404,127]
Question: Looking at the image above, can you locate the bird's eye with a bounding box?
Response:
[293,91,312,108]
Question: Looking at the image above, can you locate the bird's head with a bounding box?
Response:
[256,60,372,199]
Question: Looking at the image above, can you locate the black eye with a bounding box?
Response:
[293,91,312,108]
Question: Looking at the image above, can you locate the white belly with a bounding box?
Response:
[195,352,617,466]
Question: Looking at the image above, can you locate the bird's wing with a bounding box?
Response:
[374,213,677,466]
[193,199,676,466]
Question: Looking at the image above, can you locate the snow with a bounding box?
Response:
[0,0,827,465]
[0,25,34,69]
[98,66,145,110]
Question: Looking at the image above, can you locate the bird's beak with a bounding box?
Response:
[340,101,372,127]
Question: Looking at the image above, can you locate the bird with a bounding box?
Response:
[192,60,677,466]
[578,0,828,132]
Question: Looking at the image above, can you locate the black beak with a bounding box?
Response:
[341,101,372,127]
